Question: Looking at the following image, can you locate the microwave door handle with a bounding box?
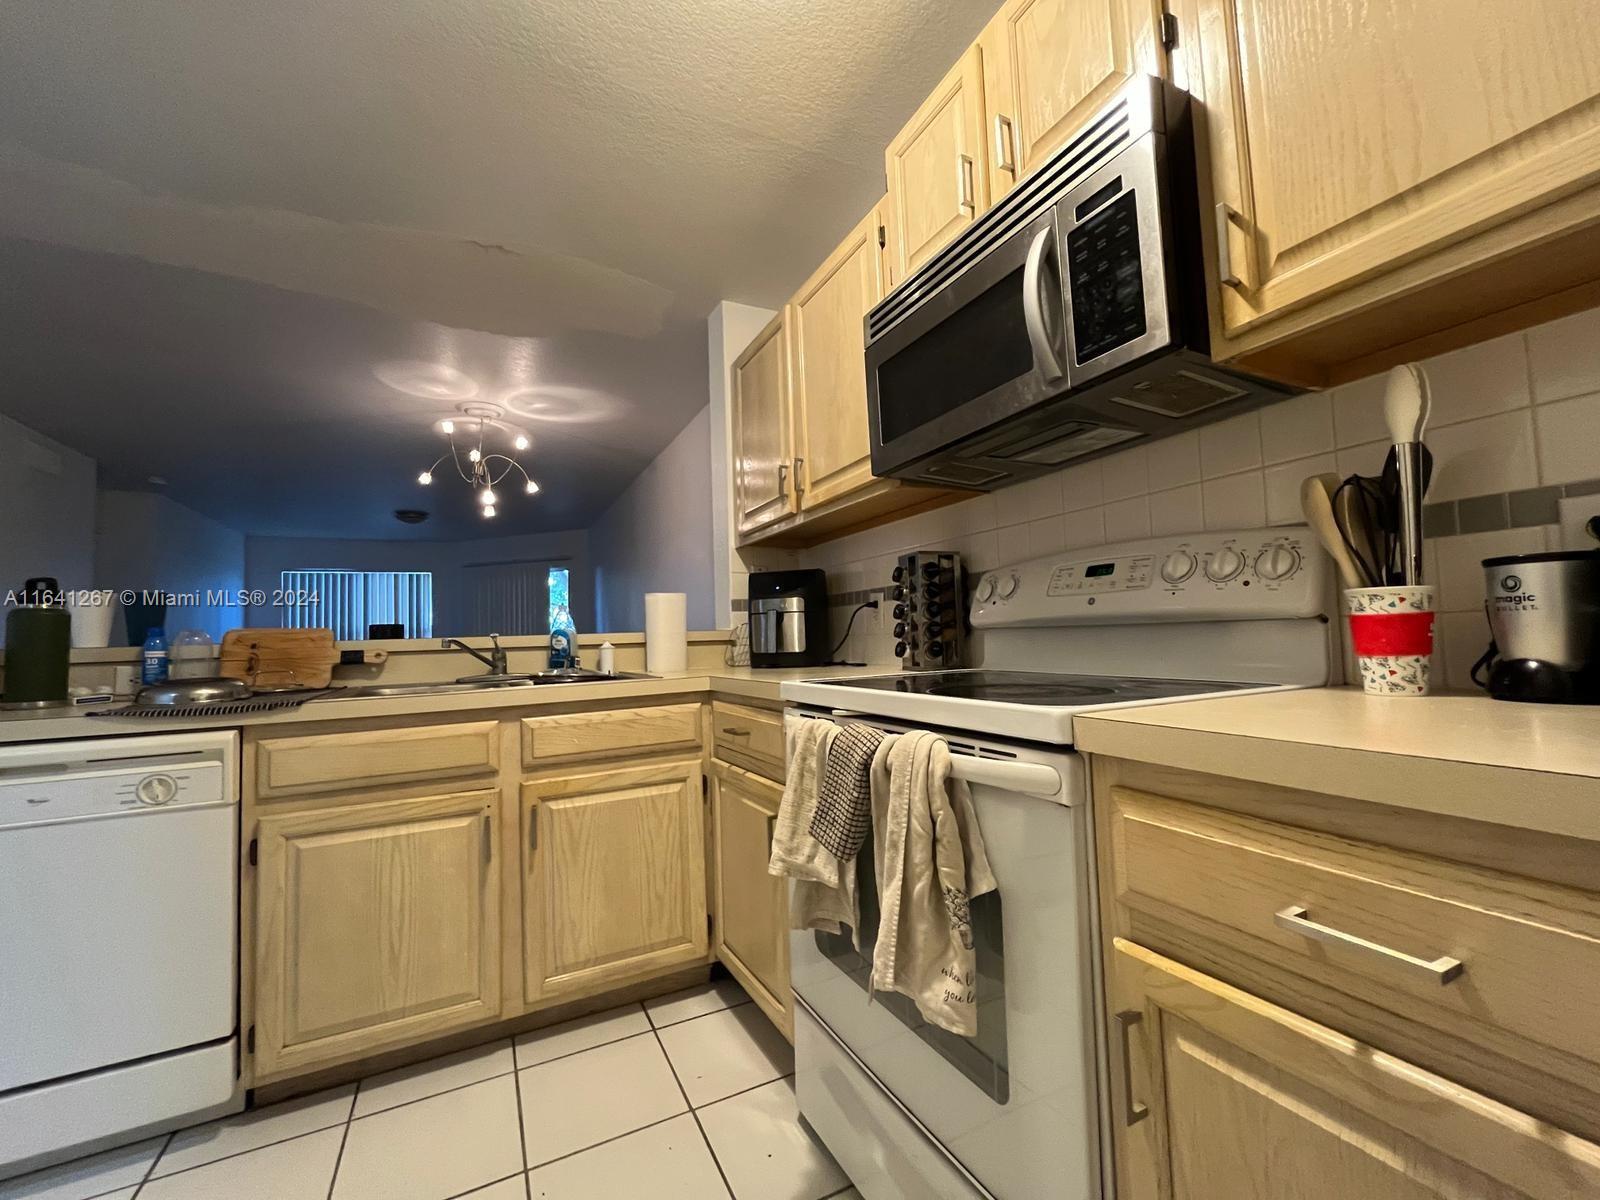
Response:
[1023,225,1065,383]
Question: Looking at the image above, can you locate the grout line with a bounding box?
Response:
[523,1110,685,1173]
[325,1079,358,1200]
[438,1169,528,1200]
[509,1039,531,1200]
[819,1188,858,1199]
[690,1071,796,1114]
[649,1022,735,1200]
[127,1130,174,1199]
[647,996,754,1032]
[133,1122,347,1186]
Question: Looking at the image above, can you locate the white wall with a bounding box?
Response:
[243,529,592,636]
[95,490,246,643]
[806,306,1600,687]
[590,406,717,633]
[0,413,96,600]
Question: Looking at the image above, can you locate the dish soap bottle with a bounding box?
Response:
[548,607,576,670]
[141,625,169,685]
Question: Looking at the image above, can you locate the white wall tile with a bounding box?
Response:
[1434,527,1545,613]
[1335,438,1390,480]
[1436,611,1491,691]
[1259,393,1334,464]
[1103,496,1151,542]
[1028,515,1068,555]
[1331,374,1388,447]
[1202,472,1266,530]
[996,523,1029,566]
[1534,390,1600,485]
[952,492,997,536]
[1420,332,1530,426]
[961,529,1000,571]
[992,478,1034,528]
[1144,430,1201,487]
[1200,411,1262,478]
[1264,454,1337,526]
[1063,506,1106,549]
[1527,308,1600,404]
[1099,446,1148,501]
[1059,461,1103,511]
[1427,409,1539,500]
[1148,484,1204,535]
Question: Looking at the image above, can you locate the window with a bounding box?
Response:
[547,566,570,633]
[279,570,433,640]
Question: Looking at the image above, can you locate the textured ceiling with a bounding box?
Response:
[0,1,999,538]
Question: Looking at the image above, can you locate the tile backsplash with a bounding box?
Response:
[808,305,1600,682]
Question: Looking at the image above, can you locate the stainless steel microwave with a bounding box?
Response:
[865,76,1299,490]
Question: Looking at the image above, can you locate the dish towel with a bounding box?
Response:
[768,716,861,939]
[870,729,997,1038]
[809,722,887,868]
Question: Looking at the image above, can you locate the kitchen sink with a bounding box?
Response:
[325,670,654,700]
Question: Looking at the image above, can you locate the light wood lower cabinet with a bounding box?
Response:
[711,760,791,1038]
[521,758,709,1003]
[252,789,501,1079]
[1111,938,1600,1199]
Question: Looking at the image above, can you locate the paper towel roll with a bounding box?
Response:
[644,592,688,674]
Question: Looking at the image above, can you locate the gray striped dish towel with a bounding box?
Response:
[809,722,886,863]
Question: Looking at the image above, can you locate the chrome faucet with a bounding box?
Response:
[442,633,508,676]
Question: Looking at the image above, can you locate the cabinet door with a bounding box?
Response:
[1194,0,1600,338]
[711,762,790,1036]
[522,760,708,1003]
[1110,938,1600,1200]
[732,313,796,535]
[884,45,988,281]
[788,203,887,511]
[253,790,501,1078]
[981,0,1163,200]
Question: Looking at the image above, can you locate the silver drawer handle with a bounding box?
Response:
[1114,1011,1149,1126]
[1274,906,1464,985]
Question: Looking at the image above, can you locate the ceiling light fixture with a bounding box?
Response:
[415,403,539,519]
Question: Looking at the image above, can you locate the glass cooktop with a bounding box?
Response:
[822,670,1258,707]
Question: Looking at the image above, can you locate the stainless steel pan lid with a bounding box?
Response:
[130,677,253,707]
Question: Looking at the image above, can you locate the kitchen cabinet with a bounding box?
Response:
[710,759,791,1038]
[884,45,989,282]
[980,0,1164,202]
[521,758,709,1003]
[1111,938,1600,1199]
[732,312,796,537]
[787,203,888,510]
[252,788,502,1079]
[1182,0,1600,375]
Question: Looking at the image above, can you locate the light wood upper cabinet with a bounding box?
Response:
[1112,938,1600,1200]
[252,789,501,1079]
[884,45,989,280]
[787,203,888,511]
[711,761,791,1038]
[981,0,1164,201]
[521,759,708,1003]
[1192,0,1600,344]
[732,312,796,537]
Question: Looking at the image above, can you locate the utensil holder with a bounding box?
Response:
[1345,586,1436,696]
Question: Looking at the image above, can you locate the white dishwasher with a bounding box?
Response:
[0,730,243,1176]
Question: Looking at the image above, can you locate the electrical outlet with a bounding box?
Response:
[1557,495,1600,549]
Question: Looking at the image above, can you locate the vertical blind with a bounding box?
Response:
[280,570,433,640]
[459,560,562,636]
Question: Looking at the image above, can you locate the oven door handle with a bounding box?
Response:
[1023,223,1065,384]
[950,756,1062,799]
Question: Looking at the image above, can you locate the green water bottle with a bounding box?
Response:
[3,577,70,708]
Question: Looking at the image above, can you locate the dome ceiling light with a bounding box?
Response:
[416,402,540,519]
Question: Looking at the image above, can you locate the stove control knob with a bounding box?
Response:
[1160,550,1197,585]
[1255,545,1300,581]
[1204,548,1246,583]
[996,573,1020,600]
[136,773,178,806]
[974,575,996,603]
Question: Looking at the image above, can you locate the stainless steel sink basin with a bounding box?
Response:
[323,671,654,700]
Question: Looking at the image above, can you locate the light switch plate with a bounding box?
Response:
[1557,495,1600,550]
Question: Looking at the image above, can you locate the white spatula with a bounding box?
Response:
[1384,364,1432,586]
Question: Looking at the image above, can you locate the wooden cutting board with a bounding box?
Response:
[219,628,339,689]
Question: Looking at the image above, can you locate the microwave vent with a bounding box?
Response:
[1107,369,1249,418]
[917,460,1010,486]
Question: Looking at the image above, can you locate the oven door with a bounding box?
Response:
[789,741,1104,1199]
[866,206,1072,487]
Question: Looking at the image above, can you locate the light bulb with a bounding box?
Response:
[524,479,539,495]
[480,487,496,506]
[467,448,481,463]
[513,434,529,451]
[417,470,432,485]
[440,419,455,434]
[482,504,496,518]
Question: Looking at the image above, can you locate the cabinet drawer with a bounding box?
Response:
[1108,786,1600,1082]
[521,703,701,767]
[254,721,499,798]
[711,702,784,780]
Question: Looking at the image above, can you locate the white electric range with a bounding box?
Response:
[780,526,1335,1200]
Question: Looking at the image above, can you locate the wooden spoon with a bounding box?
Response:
[1300,473,1366,590]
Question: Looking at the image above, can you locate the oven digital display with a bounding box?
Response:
[1067,190,1146,365]
[1084,562,1116,578]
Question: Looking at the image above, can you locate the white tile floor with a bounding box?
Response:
[0,982,862,1200]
